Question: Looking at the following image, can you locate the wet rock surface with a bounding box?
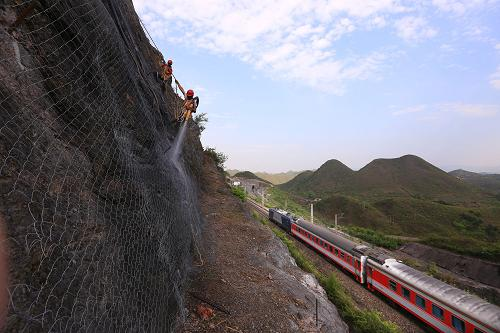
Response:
[1,1,203,331]
[183,155,348,333]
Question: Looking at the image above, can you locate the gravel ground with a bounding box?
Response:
[181,156,348,332]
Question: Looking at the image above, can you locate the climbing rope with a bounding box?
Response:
[137,14,161,53]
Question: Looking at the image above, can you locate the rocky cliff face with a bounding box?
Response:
[0,0,203,331]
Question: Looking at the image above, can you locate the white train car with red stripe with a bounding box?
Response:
[268,208,500,333]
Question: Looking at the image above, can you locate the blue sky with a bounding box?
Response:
[133,0,500,173]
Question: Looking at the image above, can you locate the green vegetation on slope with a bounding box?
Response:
[231,186,247,202]
[204,147,227,171]
[253,212,400,333]
[343,226,403,250]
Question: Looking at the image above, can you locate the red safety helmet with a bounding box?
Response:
[167,59,173,65]
[187,89,194,97]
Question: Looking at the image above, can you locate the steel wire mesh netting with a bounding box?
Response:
[0,0,202,331]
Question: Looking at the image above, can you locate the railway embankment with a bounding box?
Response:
[249,203,427,333]
[183,153,348,332]
[395,243,500,305]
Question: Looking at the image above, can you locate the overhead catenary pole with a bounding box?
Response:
[335,214,338,228]
[311,203,314,224]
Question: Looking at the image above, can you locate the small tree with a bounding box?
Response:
[204,147,228,171]
[193,113,208,133]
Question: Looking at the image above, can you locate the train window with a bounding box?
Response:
[432,304,444,320]
[415,295,426,309]
[334,248,338,256]
[389,280,397,292]
[402,287,410,300]
[340,252,344,259]
[452,316,465,333]
[474,329,485,333]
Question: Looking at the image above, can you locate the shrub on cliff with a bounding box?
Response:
[205,147,227,171]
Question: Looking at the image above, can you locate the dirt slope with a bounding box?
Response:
[183,154,348,332]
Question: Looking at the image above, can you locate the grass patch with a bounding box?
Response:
[231,186,247,202]
[343,226,403,250]
[420,236,500,262]
[254,214,400,333]
[266,187,321,222]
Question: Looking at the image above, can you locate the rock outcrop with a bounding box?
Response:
[0,1,203,331]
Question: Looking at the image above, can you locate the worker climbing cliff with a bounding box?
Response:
[174,78,200,123]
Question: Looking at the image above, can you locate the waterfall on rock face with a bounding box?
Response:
[171,121,188,162]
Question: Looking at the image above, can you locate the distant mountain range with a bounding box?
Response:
[227,169,304,185]
[449,169,500,195]
[233,171,272,184]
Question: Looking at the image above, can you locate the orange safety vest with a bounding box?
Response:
[183,99,196,112]
[162,64,173,77]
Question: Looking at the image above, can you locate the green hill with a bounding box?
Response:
[449,169,500,195]
[282,155,480,202]
[281,159,354,195]
[354,155,479,201]
[276,155,500,261]
[234,171,272,184]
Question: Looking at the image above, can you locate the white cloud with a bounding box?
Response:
[394,16,437,42]
[440,43,455,52]
[439,103,499,117]
[133,0,410,94]
[431,0,496,15]
[394,103,499,118]
[392,105,427,116]
[490,66,500,90]
[496,43,500,50]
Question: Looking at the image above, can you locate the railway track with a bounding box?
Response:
[246,198,428,333]
[247,198,268,216]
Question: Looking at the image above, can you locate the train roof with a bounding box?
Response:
[372,259,500,331]
[294,220,362,254]
[270,208,294,217]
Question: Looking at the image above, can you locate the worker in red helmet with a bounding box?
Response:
[159,59,173,85]
[175,79,199,122]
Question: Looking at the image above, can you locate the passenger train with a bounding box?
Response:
[268,208,500,333]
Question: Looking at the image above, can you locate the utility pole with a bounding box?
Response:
[261,191,264,206]
[285,198,288,210]
[334,213,344,228]
[311,203,314,224]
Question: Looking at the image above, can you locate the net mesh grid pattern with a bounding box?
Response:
[0,1,202,331]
